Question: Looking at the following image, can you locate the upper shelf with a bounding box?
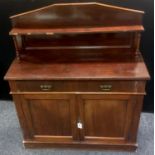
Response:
[10,2,144,34]
[10,25,144,35]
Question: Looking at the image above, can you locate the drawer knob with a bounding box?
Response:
[100,84,112,91]
[40,84,53,91]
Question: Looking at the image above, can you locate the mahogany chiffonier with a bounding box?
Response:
[4,2,150,151]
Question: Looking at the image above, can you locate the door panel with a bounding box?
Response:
[78,94,134,142]
[84,99,126,137]
[21,94,78,142]
[28,99,71,136]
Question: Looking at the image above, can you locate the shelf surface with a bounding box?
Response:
[10,26,144,35]
[5,53,150,80]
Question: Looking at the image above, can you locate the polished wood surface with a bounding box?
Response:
[10,2,144,60]
[9,87,145,150]
[19,94,78,141]
[5,2,150,151]
[10,80,145,93]
[10,2,144,29]
[23,32,133,50]
[10,26,144,35]
[5,53,149,80]
[78,95,134,140]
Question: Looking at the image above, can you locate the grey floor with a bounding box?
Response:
[0,100,154,155]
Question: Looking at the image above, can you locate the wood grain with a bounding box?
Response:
[4,54,149,80]
[5,2,149,150]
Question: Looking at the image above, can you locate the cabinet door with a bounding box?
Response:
[19,94,78,142]
[77,94,134,143]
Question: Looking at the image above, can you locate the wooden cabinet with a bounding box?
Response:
[5,2,150,151]
[8,77,147,150]
[13,93,138,145]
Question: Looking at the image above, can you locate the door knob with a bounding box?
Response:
[77,122,83,129]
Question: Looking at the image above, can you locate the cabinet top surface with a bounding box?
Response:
[5,54,150,81]
[10,2,144,34]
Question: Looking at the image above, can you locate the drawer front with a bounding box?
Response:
[15,81,76,92]
[76,81,145,93]
[12,80,145,93]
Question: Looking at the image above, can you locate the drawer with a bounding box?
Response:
[14,81,75,92]
[12,80,145,93]
[76,81,145,93]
